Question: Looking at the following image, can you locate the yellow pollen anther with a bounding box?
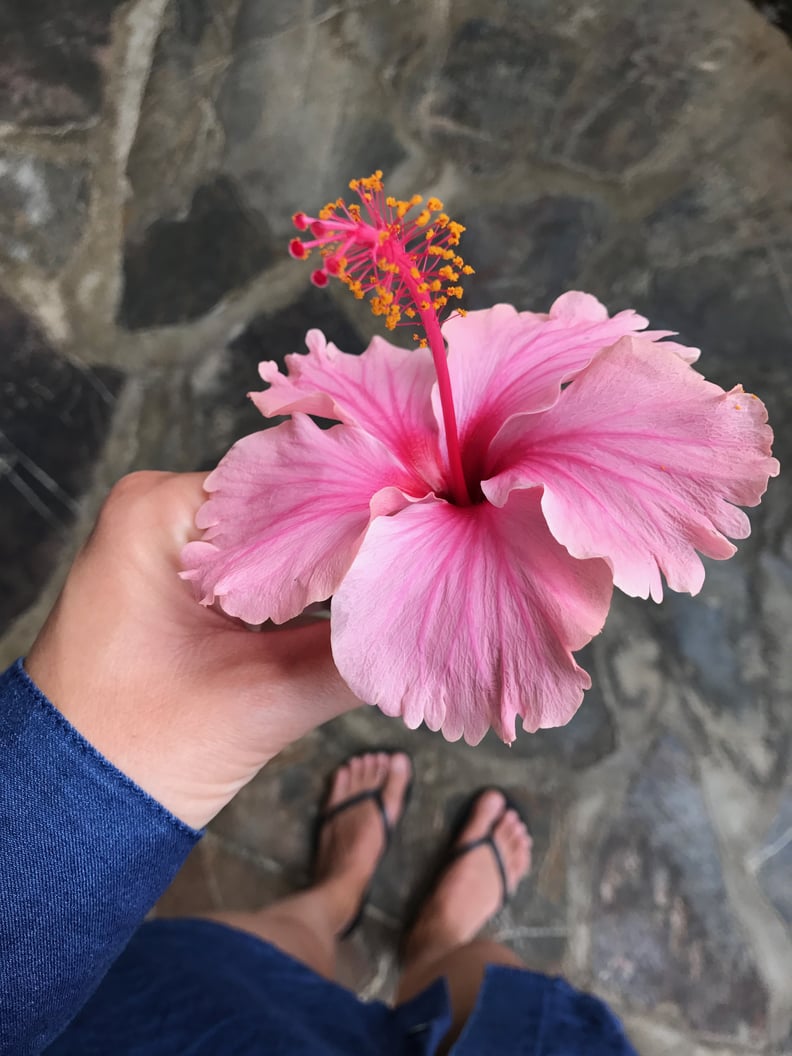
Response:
[290,173,473,339]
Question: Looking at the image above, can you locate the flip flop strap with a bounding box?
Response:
[447,833,509,909]
[320,787,391,845]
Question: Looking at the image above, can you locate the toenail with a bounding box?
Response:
[391,753,410,773]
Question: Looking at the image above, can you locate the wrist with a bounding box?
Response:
[24,635,250,829]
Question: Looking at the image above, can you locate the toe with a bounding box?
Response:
[493,809,532,891]
[459,789,506,845]
[381,753,412,827]
[327,763,351,808]
[361,752,379,785]
[349,754,365,789]
[375,751,392,785]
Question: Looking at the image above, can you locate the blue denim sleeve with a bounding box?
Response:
[0,659,201,1055]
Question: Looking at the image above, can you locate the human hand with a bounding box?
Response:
[25,471,360,828]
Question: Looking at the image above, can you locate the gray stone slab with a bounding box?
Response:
[118,177,276,329]
[750,0,792,38]
[217,0,406,238]
[423,0,753,176]
[423,16,575,172]
[0,292,122,636]
[643,248,792,383]
[0,152,89,271]
[756,788,792,929]
[0,0,125,127]
[643,544,792,788]
[124,0,235,241]
[461,197,611,311]
[592,734,767,1042]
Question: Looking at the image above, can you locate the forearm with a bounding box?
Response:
[0,660,200,1055]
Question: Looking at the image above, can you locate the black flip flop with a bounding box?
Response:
[314,750,413,939]
[400,787,529,957]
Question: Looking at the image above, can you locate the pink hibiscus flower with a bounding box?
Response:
[182,175,778,745]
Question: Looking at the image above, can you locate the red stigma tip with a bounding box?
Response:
[325,256,341,275]
[292,212,309,231]
[311,269,329,287]
[289,238,307,259]
[310,220,327,238]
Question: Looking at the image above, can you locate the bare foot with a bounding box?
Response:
[315,752,412,933]
[404,790,532,961]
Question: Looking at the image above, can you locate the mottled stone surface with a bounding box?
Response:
[645,547,792,788]
[461,197,611,310]
[593,736,767,1040]
[0,153,89,270]
[124,0,235,241]
[0,293,121,635]
[217,0,407,236]
[424,16,577,172]
[0,0,125,127]
[756,788,792,927]
[751,0,792,36]
[119,177,276,329]
[2,0,792,1052]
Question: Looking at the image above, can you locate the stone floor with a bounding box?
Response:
[1,2,791,1053]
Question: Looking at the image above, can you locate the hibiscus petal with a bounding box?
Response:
[641,332,700,364]
[252,329,444,490]
[439,292,693,475]
[331,490,613,745]
[181,415,420,624]
[483,336,779,602]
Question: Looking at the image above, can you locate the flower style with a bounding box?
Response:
[182,174,778,745]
